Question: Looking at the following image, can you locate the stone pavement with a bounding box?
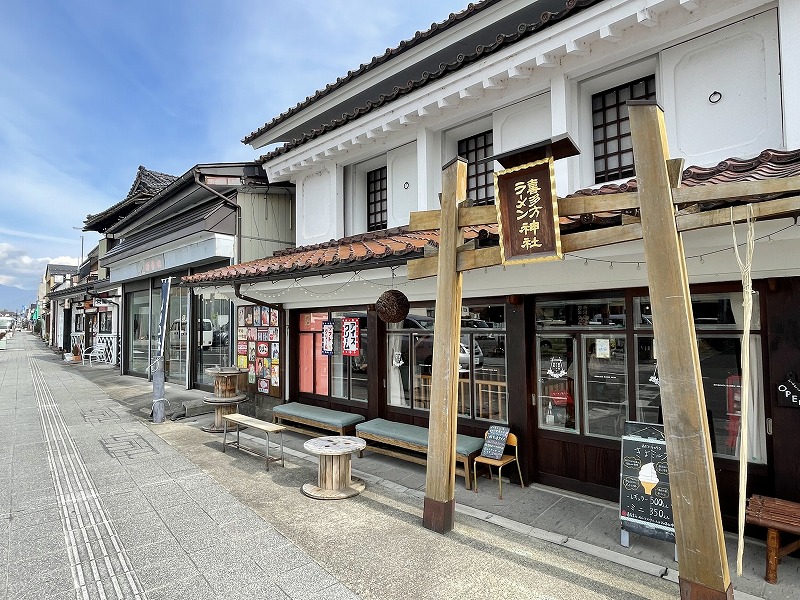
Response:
[2,331,797,599]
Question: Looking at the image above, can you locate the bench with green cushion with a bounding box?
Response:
[355,418,484,489]
[272,402,365,436]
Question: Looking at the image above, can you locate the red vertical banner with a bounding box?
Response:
[341,317,360,356]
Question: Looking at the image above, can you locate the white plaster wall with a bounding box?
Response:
[388,142,418,227]
[661,10,781,167]
[494,93,552,155]
[779,0,800,148]
[298,166,341,244]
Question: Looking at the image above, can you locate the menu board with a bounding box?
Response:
[480,425,510,460]
[620,422,675,543]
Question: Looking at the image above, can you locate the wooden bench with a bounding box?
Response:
[222,413,286,471]
[745,494,800,584]
[272,402,365,436]
[355,418,484,489]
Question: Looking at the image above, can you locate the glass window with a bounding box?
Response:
[634,293,760,330]
[99,311,112,334]
[583,334,628,439]
[388,305,507,422]
[298,311,366,403]
[165,285,188,385]
[634,334,766,464]
[537,335,578,432]
[366,166,387,231]
[537,298,626,328]
[126,290,150,376]
[195,294,232,388]
[458,131,494,205]
[592,74,656,183]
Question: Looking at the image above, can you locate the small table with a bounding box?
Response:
[302,436,366,500]
[202,367,248,433]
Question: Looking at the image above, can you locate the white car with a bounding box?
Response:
[170,318,213,350]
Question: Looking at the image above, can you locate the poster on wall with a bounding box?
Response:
[341,317,360,356]
[270,308,279,327]
[271,364,280,387]
[260,308,269,326]
[248,363,256,384]
[237,340,248,356]
[271,343,280,363]
[252,306,261,326]
[248,342,256,362]
[321,320,334,356]
[257,378,269,393]
[245,306,253,326]
[247,327,256,341]
[268,327,279,341]
[257,328,268,342]
[237,306,245,327]
[238,327,247,341]
[256,341,269,357]
[237,354,248,369]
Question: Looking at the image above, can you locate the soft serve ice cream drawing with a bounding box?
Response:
[638,462,659,495]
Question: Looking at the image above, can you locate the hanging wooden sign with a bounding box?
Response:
[494,157,562,265]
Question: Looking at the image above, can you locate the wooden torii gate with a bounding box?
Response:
[407,101,800,600]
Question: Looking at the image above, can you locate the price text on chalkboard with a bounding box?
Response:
[481,426,511,460]
[620,422,675,543]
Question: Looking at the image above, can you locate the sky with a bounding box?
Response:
[0,0,471,294]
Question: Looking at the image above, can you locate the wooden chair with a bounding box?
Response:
[473,432,524,499]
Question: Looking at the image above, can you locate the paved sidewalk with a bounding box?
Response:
[3,331,798,599]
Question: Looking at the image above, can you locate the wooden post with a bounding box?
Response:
[629,101,733,600]
[423,157,467,533]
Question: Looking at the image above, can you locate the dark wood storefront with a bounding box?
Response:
[286,278,799,530]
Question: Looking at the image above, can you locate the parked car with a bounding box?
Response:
[170,318,213,350]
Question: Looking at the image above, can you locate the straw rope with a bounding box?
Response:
[732,204,755,576]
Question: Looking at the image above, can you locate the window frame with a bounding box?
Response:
[578,58,658,187]
[366,165,388,231]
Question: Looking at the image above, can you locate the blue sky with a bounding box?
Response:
[0,0,470,293]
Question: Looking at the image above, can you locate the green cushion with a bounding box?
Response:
[356,418,484,456]
[273,402,365,427]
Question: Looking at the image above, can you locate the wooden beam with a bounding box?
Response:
[408,210,442,232]
[629,101,732,599]
[560,223,643,252]
[677,194,800,231]
[409,244,501,280]
[672,175,800,205]
[558,192,640,216]
[423,157,467,534]
[459,205,498,227]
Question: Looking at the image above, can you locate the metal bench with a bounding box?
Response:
[272,402,365,436]
[355,418,484,489]
[745,494,800,584]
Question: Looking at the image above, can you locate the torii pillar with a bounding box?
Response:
[422,157,467,533]
[629,100,733,600]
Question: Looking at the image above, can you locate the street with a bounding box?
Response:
[0,332,790,599]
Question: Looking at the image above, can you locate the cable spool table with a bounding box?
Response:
[202,367,248,433]
[302,436,366,499]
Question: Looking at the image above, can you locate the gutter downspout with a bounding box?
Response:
[193,170,241,265]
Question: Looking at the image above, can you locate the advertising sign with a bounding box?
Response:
[494,157,562,264]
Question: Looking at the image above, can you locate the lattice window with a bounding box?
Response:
[592,75,656,184]
[458,130,494,205]
[367,166,388,231]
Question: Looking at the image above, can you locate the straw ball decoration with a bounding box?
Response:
[376,289,410,323]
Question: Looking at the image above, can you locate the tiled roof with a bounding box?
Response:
[252,0,600,160]
[183,149,800,286]
[84,166,179,231]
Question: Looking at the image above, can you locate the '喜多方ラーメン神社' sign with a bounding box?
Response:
[494,157,562,265]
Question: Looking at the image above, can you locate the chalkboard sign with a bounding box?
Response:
[480,426,511,460]
[620,422,675,544]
